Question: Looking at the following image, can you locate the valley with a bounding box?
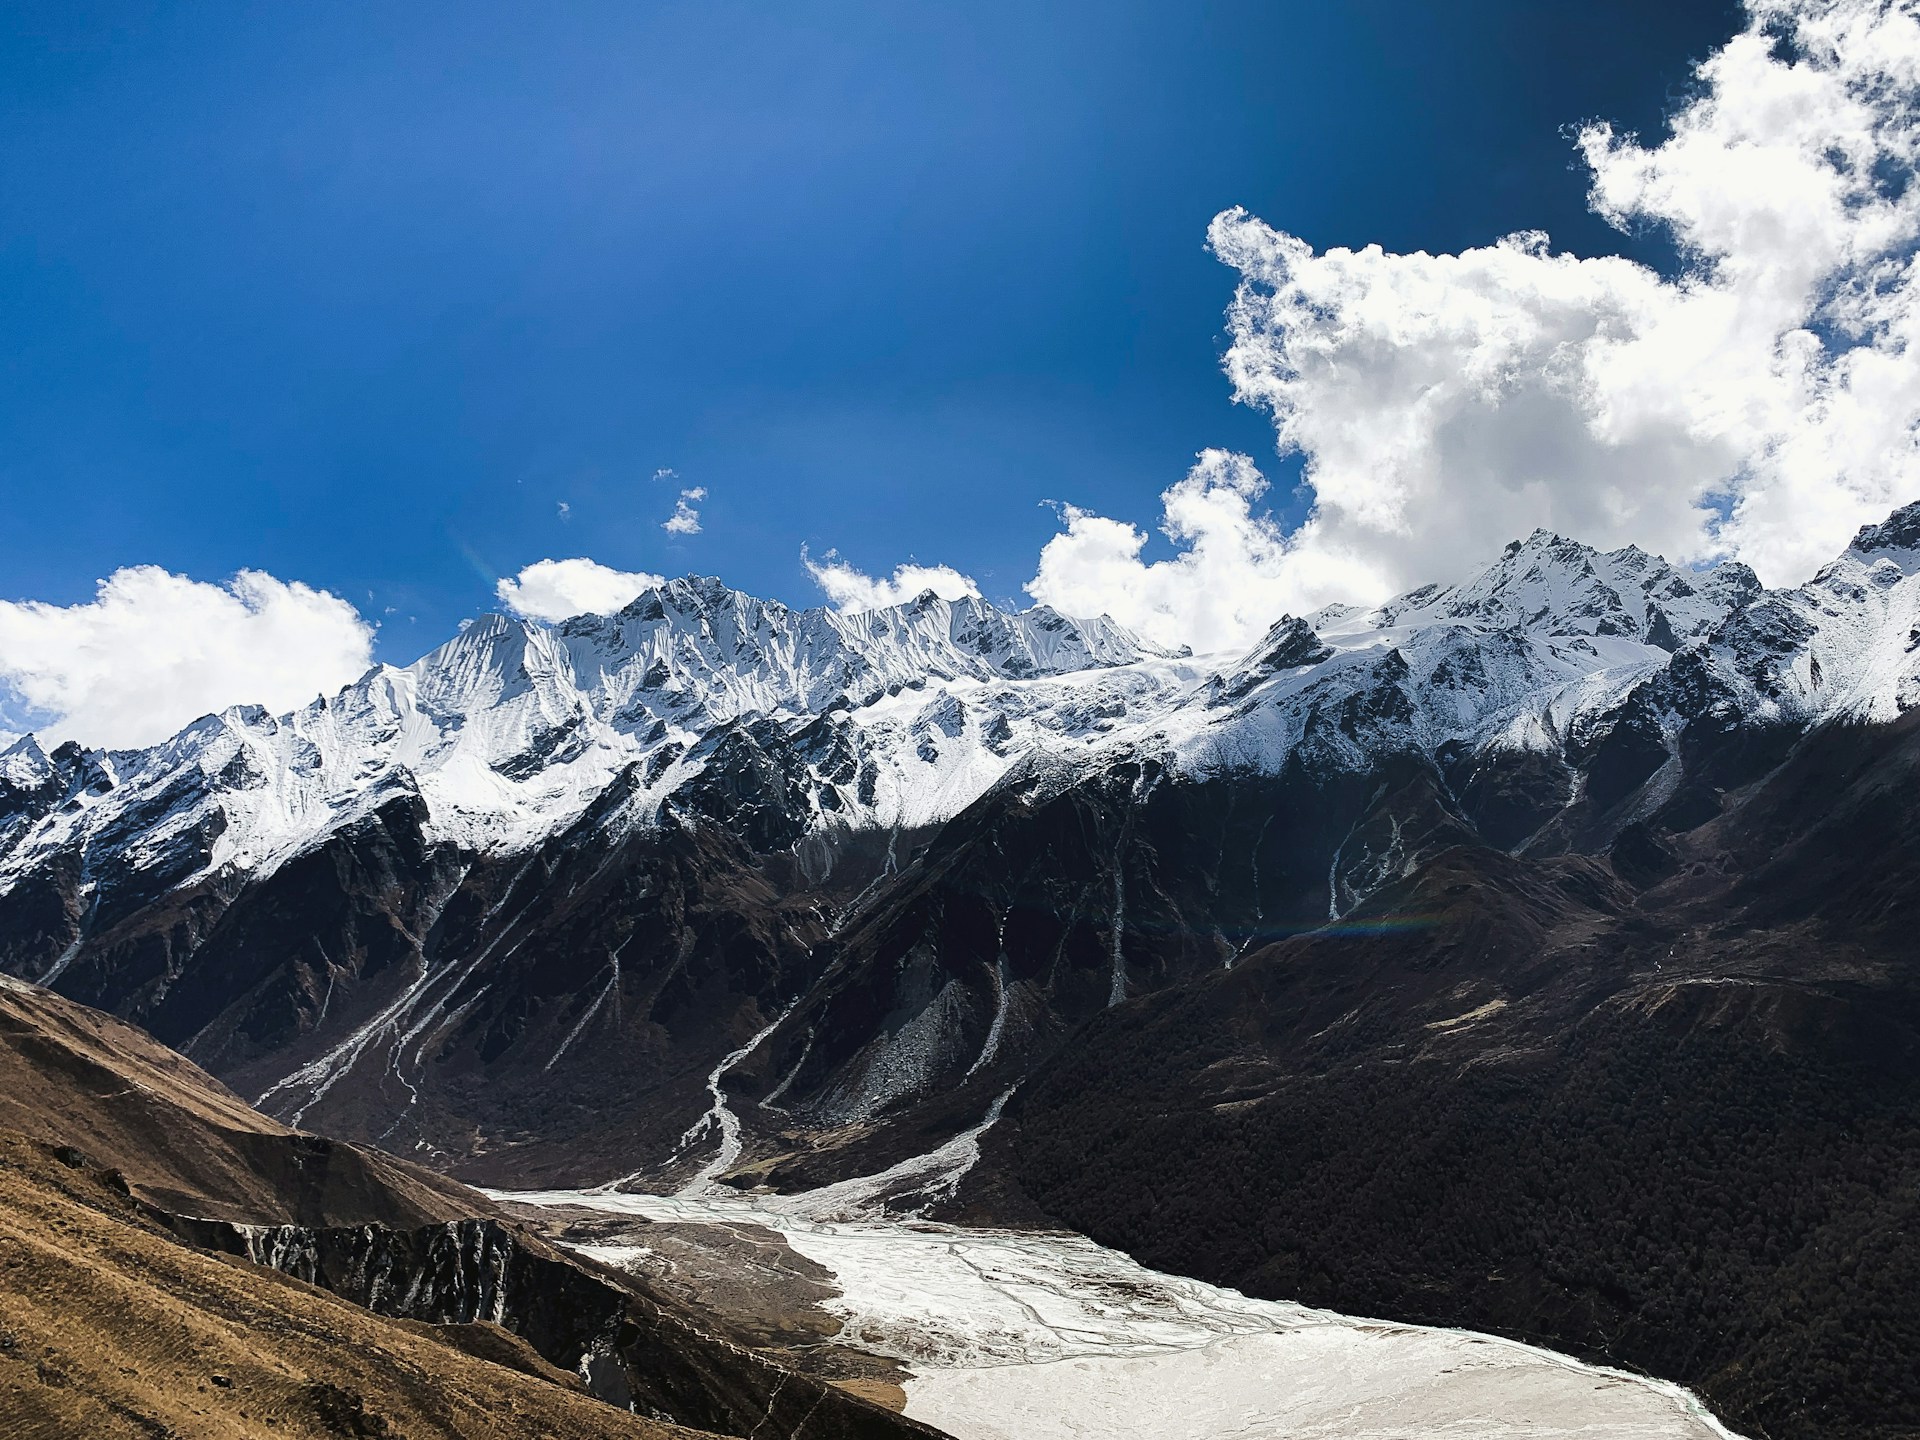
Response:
[6,504,1920,1437]
[501,1159,1746,1440]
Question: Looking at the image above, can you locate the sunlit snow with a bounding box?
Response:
[13,521,1916,947]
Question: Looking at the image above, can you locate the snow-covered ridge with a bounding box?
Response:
[1685,501,1920,726]
[1359,530,1760,647]
[0,581,1178,900]
[5,508,1919,921]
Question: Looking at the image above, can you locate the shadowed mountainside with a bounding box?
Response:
[996,713,1920,1440]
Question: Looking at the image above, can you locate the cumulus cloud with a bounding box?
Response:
[1024,0,1920,652]
[803,548,982,612]
[495,557,664,622]
[0,568,375,750]
[1029,450,1364,652]
[663,487,706,536]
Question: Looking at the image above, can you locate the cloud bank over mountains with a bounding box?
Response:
[495,557,665,623]
[1011,0,1920,652]
[802,549,982,611]
[1022,450,1326,653]
[0,568,374,749]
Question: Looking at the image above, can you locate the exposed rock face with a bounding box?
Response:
[177,1213,939,1440]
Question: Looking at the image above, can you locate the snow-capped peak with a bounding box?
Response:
[1845,499,1920,571]
[7,507,1919,920]
[0,735,54,792]
[1364,531,1757,649]
[0,582,1179,896]
[539,577,1168,738]
[1694,499,1920,725]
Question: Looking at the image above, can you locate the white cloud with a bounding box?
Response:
[803,548,982,612]
[0,567,375,750]
[663,486,706,536]
[496,557,664,622]
[1028,450,1363,653]
[556,501,571,520]
[1025,0,1920,652]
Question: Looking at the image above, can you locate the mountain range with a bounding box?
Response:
[6,502,1920,1439]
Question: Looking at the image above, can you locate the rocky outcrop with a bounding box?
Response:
[176,1213,941,1439]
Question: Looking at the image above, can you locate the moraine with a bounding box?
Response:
[495,1098,1744,1440]
[498,1185,1744,1440]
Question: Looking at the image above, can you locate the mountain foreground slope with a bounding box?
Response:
[0,972,945,1439]
[5,504,1920,1437]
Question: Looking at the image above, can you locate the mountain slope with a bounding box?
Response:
[998,710,1920,1440]
[0,521,1806,1173]
[0,974,948,1440]
[0,970,479,1226]
[3,513,1917,1174]
[0,1135,707,1440]
[5,505,1920,1439]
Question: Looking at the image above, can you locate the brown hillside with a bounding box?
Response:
[0,971,478,1227]
[0,1133,701,1440]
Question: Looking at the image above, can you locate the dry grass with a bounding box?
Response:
[0,976,481,1230]
[0,1135,703,1440]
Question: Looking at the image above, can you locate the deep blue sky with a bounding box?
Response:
[1,0,1743,657]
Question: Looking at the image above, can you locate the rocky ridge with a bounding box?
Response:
[0,511,1915,1173]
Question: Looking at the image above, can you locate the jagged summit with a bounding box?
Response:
[1849,498,1920,563]
[553,573,1165,704]
[0,582,1183,896]
[0,734,53,790]
[1364,529,1758,649]
[4,504,1918,961]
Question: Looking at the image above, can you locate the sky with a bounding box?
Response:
[3,0,1918,747]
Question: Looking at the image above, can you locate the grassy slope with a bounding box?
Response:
[0,1134,701,1440]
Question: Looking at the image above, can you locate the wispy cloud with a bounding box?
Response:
[663,486,706,536]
